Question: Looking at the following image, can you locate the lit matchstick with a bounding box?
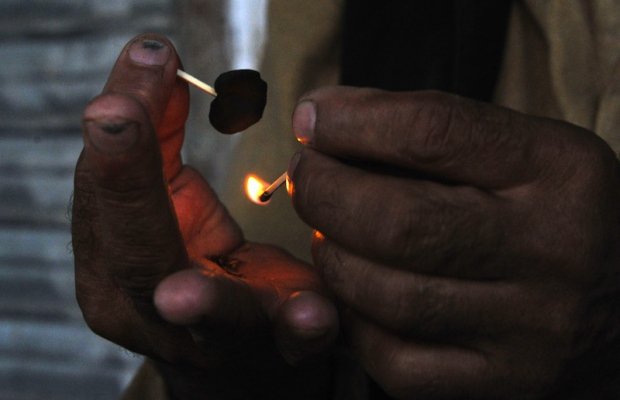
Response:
[176,69,217,97]
[245,171,287,205]
[259,171,287,202]
[180,68,280,204]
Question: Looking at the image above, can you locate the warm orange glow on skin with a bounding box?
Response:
[245,174,270,205]
[285,175,293,196]
[313,230,325,241]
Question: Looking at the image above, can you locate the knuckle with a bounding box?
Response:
[404,281,446,332]
[377,192,422,262]
[571,135,616,186]
[311,239,349,294]
[548,124,617,195]
[403,91,499,169]
[378,188,449,265]
[389,279,458,338]
[532,130,619,275]
[404,91,458,165]
[381,184,500,275]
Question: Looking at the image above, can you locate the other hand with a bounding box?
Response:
[288,87,620,399]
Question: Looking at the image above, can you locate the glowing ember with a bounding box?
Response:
[313,230,325,241]
[245,174,270,205]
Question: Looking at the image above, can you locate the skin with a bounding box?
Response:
[288,87,620,399]
[73,33,620,399]
[72,34,338,399]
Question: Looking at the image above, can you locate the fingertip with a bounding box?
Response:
[284,291,338,338]
[103,33,186,136]
[82,93,162,182]
[154,269,220,325]
[83,95,150,156]
[293,87,350,146]
[120,33,180,72]
[276,291,339,365]
[126,35,172,66]
[154,266,262,329]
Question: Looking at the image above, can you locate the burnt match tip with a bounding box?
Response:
[259,192,272,203]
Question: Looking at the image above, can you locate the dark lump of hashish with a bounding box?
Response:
[209,69,267,134]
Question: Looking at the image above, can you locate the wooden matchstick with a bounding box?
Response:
[176,69,218,97]
[259,171,287,202]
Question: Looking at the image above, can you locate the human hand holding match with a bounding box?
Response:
[287,86,620,399]
[72,34,337,399]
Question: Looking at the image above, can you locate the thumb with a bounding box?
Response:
[293,87,550,189]
[75,34,188,309]
[81,94,187,306]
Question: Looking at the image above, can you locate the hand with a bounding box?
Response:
[287,87,620,399]
[71,34,338,399]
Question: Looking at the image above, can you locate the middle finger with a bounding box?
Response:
[313,237,520,340]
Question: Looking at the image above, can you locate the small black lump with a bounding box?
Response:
[209,69,267,134]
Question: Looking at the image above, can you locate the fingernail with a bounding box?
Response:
[293,101,316,145]
[128,38,170,66]
[286,152,301,196]
[84,119,140,154]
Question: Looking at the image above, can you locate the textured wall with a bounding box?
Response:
[0,1,175,398]
[0,0,266,397]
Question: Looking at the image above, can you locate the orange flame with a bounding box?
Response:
[245,174,270,205]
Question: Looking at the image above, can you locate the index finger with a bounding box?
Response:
[292,86,557,189]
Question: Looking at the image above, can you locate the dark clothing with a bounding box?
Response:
[340,3,512,397]
[341,0,512,101]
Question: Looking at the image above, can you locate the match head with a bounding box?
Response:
[245,171,286,205]
[258,191,272,203]
[245,174,272,206]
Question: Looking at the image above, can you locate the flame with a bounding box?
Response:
[245,174,270,205]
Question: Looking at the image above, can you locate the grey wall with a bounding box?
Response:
[0,0,267,397]
[0,1,175,398]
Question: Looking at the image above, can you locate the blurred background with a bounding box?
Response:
[0,0,265,398]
